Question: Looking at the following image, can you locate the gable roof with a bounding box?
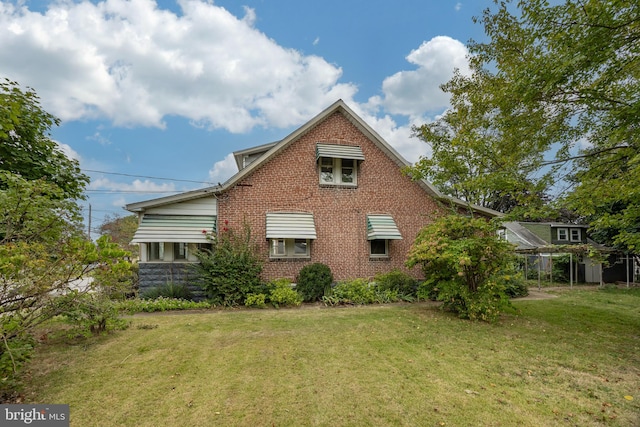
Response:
[126,99,500,217]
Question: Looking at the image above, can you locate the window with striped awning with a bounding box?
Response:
[131,214,216,243]
[266,212,317,239]
[366,214,402,240]
[315,143,365,161]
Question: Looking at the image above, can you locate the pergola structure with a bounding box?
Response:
[514,244,634,290]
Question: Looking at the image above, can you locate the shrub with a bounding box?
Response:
[374,269,418,297]
[116,297,211,313]
[406,215,516,322]
[245,293,267,308]
[499,273,529,298]
[191,221,264,306]
[324,278,401,305]
[57,292,129,337]
[416,279,441,301]
[296,263,333,302]
[141,282,193,300]
[331,278,376,304]
[267,279,302,307]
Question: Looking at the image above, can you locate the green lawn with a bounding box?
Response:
[25,288,640,426]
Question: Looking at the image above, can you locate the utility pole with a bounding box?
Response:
[88,204,92,240]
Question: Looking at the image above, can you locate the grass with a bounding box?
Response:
[24,287,640,426]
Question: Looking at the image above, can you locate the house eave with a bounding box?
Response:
[125,186,221,213]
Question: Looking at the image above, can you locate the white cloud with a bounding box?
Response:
[0,0,356,132]
[89,176,176,193]
[455,3,462,12]
[56,141,81,161]
[377,36,471,117]
[208,153,238,184]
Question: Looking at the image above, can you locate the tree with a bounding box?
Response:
[99,214,139,257]
[406,215,517,322]
[0,173,129,397]
[408,69,555,215]
[0,78,88,200]
[410,0,640,248]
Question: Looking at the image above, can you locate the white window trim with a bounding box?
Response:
[369,239,389,258]
[570,228,582,242]
[319,157,357,186]
[269,238,310,258]
[557,228,568,241]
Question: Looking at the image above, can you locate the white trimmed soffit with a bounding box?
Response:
[125,187,219,212]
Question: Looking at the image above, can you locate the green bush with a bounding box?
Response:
[374,269,418,297]
[417,279,440,301]
[245,293,267,308]
[57,292,129,337]
[323,279,402,305]
[116,297,211,313]
[433,279,511,322]
[406,215,515,322]
[296,263,333,302]
[331,278,376,304]
[499,273,529,298]
[141,282,193,300]
[267,279,302,307]
[191,222,264,306]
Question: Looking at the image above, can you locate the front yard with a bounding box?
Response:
[25,287,640,426]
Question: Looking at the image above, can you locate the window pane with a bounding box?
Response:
[570,229,581,241]
[321,168,333,183]
[370,239,387,255]
[341,168,354,183]
[341,159,354,183]
[149,242,163,261]
[271,239,285,256]
[174,242,187,259]
[558,229,568,240]
[294,239,308,255]
[320,157,334,183]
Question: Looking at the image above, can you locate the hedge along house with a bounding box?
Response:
[126,100,499,293]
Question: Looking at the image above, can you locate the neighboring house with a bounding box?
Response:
[503,221,635,284]
[126,100,498,293]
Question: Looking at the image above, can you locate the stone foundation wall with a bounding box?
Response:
[138,262,205,300]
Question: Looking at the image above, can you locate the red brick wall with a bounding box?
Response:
[217,111,447,282]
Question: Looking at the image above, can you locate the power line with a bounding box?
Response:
[82,169,217,185]
[85,190,185,194]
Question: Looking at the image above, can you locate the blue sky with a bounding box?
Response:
[0,0,489,237]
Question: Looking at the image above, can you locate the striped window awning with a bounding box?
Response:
[131,215,216,243]
[367,214,402,240]
[266,212,317,239]
[316,143,365,161]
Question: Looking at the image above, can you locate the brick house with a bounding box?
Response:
[126,100,498,292]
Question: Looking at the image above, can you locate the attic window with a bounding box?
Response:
[316,144,364,187]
